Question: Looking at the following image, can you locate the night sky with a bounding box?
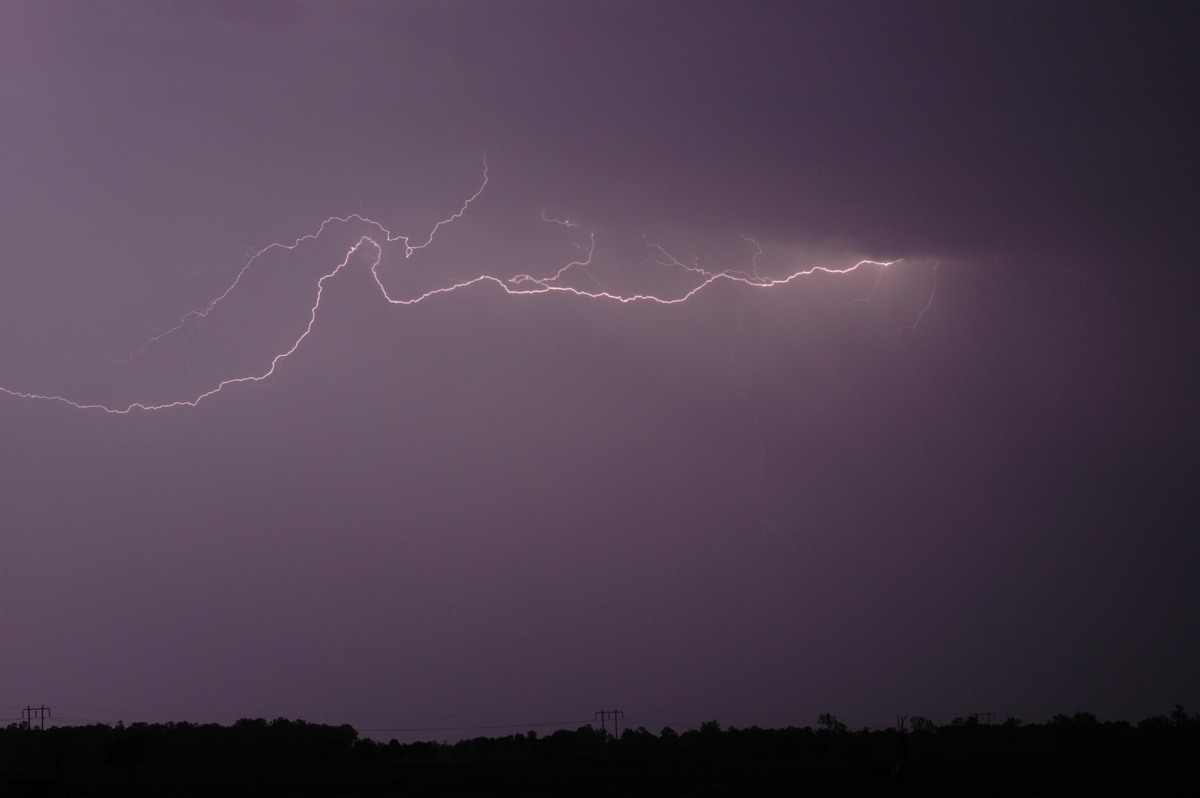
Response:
[2,1,1196,739]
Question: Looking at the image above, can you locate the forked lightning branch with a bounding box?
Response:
[1,161,935,414]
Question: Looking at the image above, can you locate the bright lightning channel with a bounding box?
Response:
[0,161,930,414]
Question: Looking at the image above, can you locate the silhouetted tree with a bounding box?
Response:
[818,713,847,733]
[909,716,936,733]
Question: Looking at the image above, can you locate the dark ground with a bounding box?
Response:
[5,715,1199,796]
[5,744,1199,797]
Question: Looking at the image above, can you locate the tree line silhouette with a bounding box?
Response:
[4,707,1199,795]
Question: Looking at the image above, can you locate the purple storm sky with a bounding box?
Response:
[2,1,1196,739]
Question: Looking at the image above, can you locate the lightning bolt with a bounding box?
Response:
[1,160,933,414]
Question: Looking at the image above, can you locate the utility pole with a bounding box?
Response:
[594,709,624,741]
[22,705,51,730]
[22,705,50,770]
